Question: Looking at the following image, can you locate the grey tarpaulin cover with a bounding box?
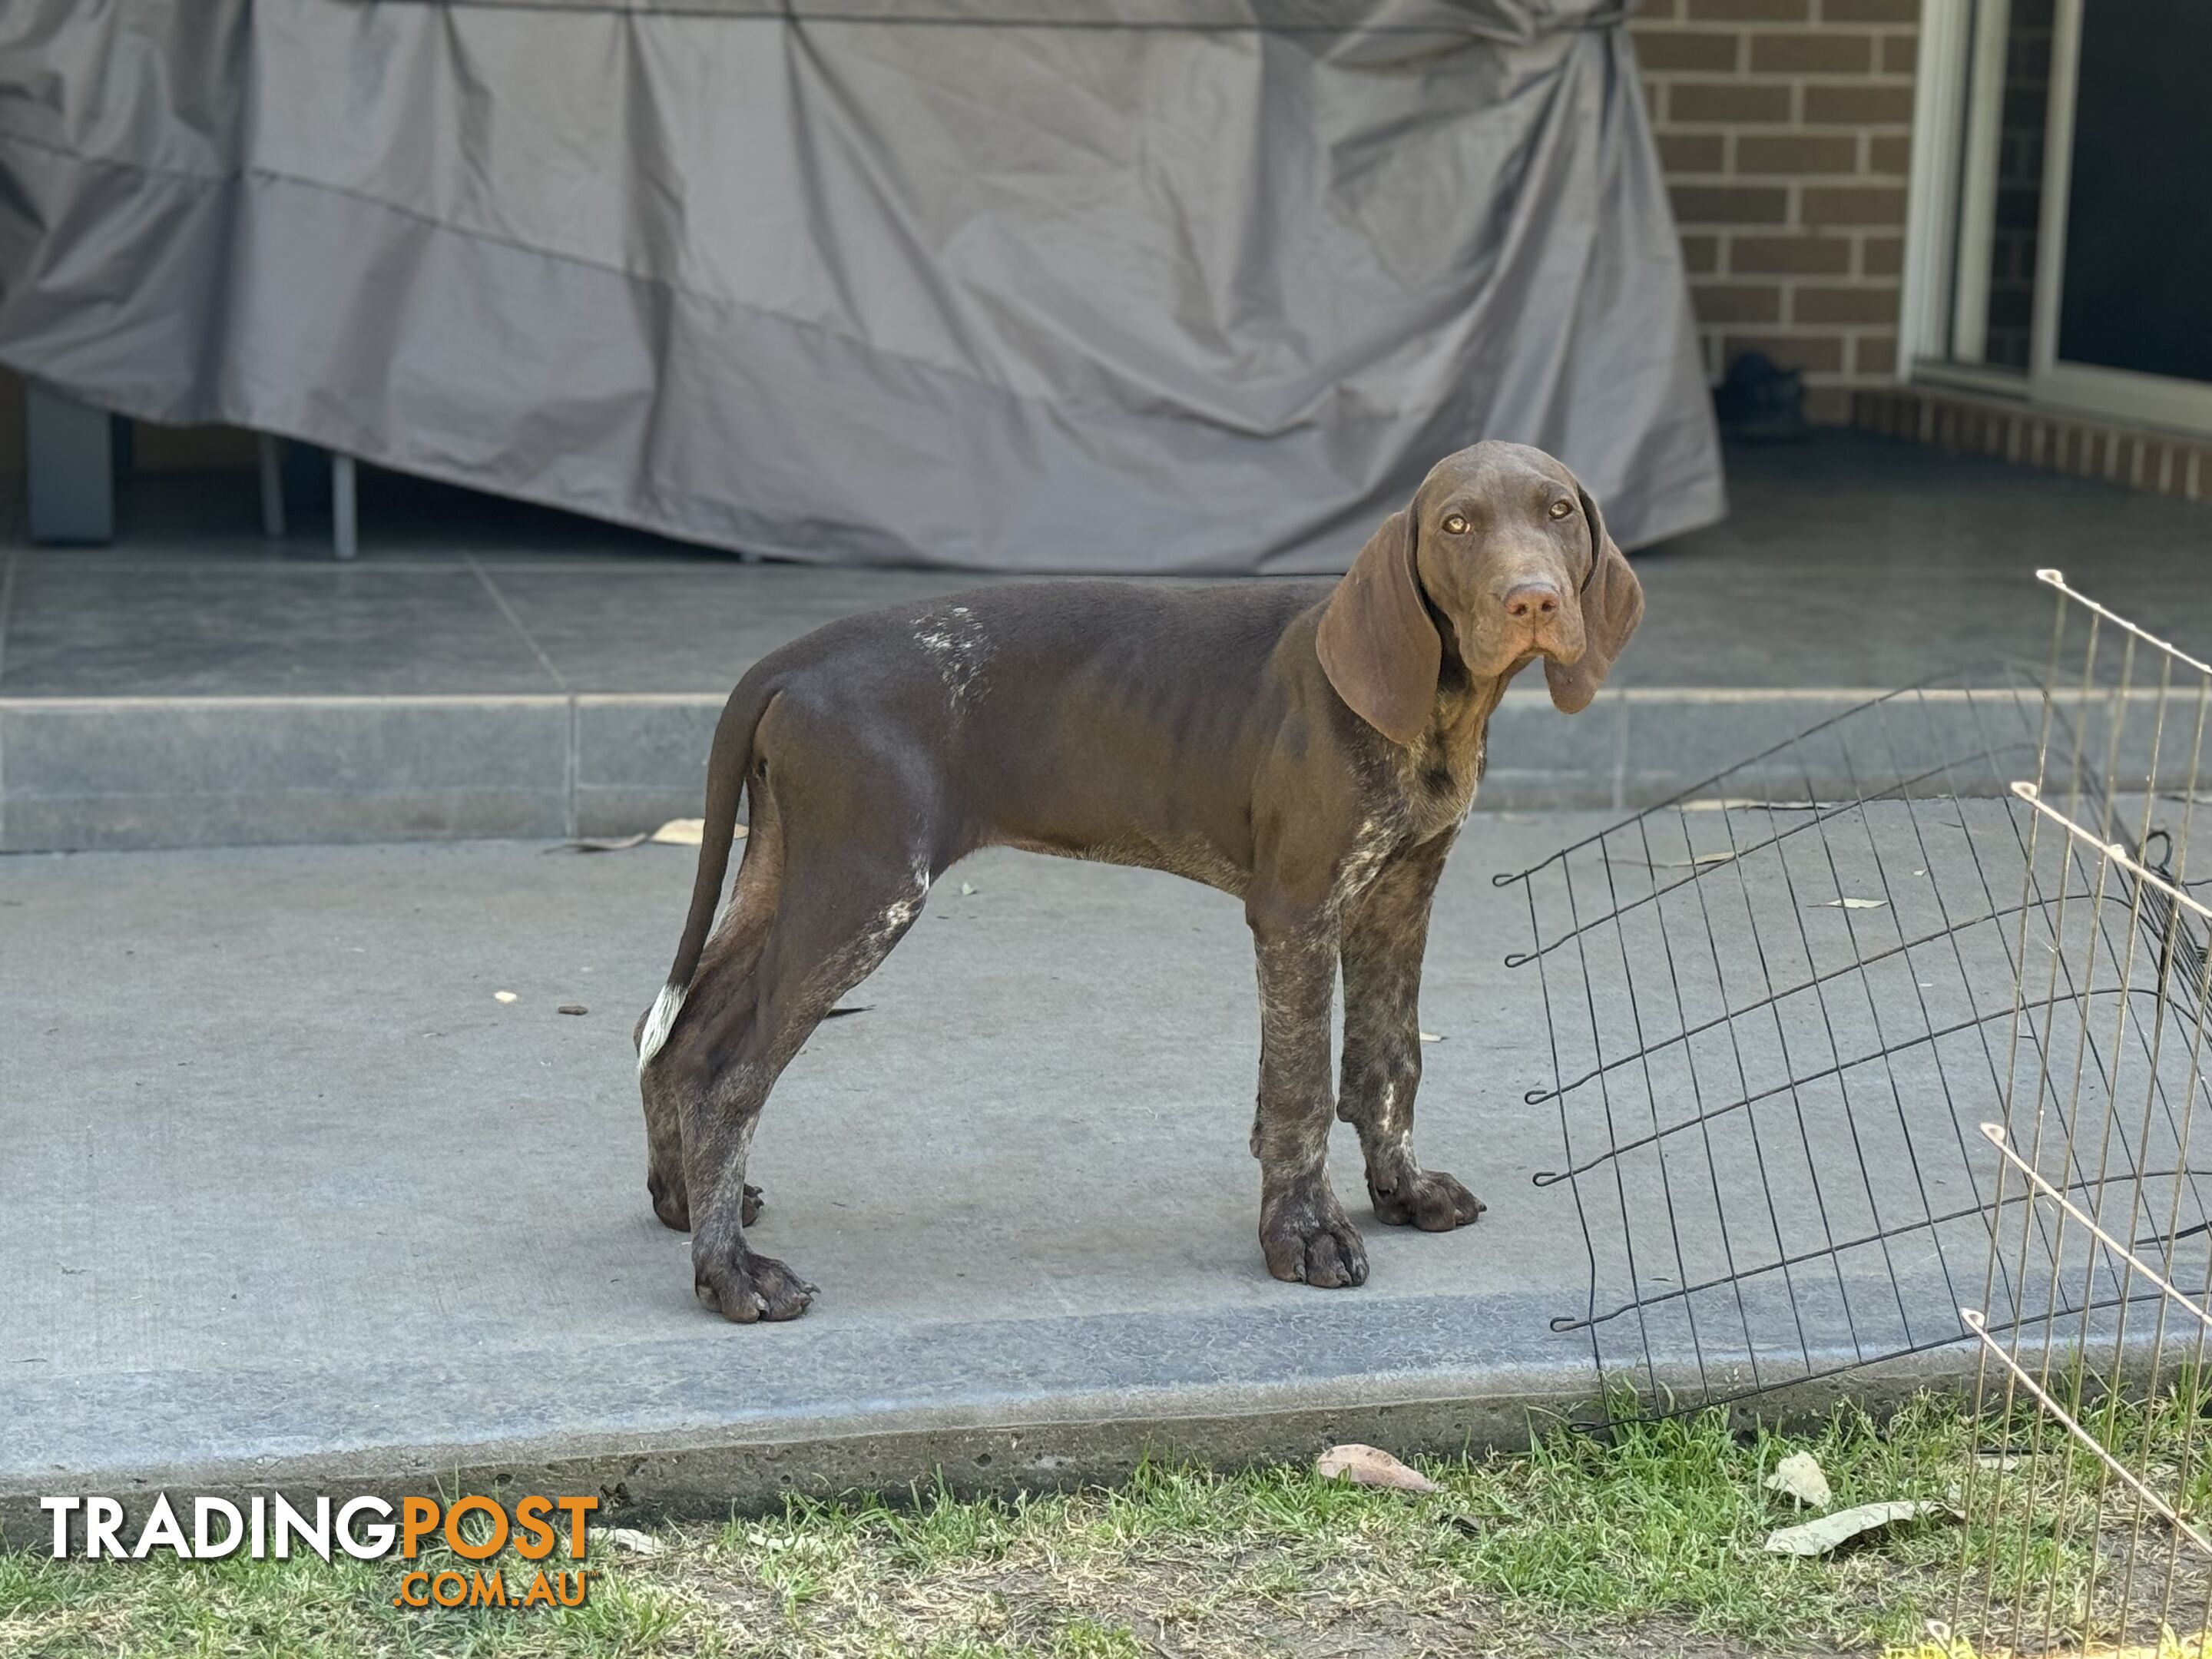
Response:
[0,1,1724,571]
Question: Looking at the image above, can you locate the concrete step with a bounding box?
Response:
[0,684,2049,852]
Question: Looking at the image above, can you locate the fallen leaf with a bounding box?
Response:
[494,991,518,1004]
[1815,898,1887,910]
[1763,1499,1951,1556]
[650,819,750,848]
[598,1527,663,1557]
[960,882,977,896]
[1316,1444,1441,1495]
[1765,1450,1832,1510]
[558,1004,588,1016]
[820,1005,870,1021]
[1419,1031,1444,1044]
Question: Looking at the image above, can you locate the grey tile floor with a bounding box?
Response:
[3,432,2205,700]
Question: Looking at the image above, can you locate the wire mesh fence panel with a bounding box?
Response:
[1498,571,2212,1428]
[1942,576,2212,1657]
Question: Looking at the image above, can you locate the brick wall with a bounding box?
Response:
[1631,0,1919,422]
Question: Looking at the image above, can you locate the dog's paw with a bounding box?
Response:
[694,1247,816,1323]
[1369,1168,1485,1232]
[1260,1192,1369,1288]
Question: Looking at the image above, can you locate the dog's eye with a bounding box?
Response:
[1549,499,1575,520]
[1442,513,1469,535]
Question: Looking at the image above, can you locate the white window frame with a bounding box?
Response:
[1900,0,2212,435]
[2026,0,2212,435]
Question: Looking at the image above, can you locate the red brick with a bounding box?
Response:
[1634,29,1741,71]
[1667,80,1793,122]
[1688,0,1807,17]
[1792,284,1902,323]
[1671,184,1790,224]
[1867,134,1912,174]
[1854,333,1899,376]
[1658,131,1727,172]
[1725,333,1846,373]
[1693,283,1786,323]
[1736,134,1860,174]
[1822,0,1916,18]
[1681,233,1720,274]
[1803,185,1908,226]
[1730,233,1853,273]
[1859,235,1904,276]
[1882,34,1919,72]
[1749,31,1874,72]
[1804,83,1914,124]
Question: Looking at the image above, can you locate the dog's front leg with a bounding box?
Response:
[1247,898,1368,1288]
[1339,837,1485,1232]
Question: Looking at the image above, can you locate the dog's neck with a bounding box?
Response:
[1391,656,1519,831]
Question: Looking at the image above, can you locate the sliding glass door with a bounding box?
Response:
[1906,0,2212,434]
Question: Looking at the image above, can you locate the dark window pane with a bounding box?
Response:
[2055,0,2212,383]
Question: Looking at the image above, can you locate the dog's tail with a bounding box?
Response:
[637,680,770,1075]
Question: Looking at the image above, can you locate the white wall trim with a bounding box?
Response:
[1899,0,1972,368]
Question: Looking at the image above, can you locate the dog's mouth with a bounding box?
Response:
[1467,621,1579,680]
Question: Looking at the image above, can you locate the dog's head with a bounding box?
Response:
[1316,442,1644,745]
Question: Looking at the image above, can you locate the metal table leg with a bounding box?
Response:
[331,452,357,559]
[257,434,287,538]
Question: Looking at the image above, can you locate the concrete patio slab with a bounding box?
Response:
[0,810,2024,1535]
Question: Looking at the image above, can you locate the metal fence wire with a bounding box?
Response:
[1946,581,2212,1655]
[1495,571,2212,1449]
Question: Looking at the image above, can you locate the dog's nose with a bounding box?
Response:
[1504,583,1561,621]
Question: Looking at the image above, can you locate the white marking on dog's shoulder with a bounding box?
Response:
[912,604,992,715]
[637,981,687,1074]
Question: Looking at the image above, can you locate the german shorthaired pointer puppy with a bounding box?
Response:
[637,441,1644,1321]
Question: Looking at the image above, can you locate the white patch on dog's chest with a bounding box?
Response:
[1333,816,1399,905]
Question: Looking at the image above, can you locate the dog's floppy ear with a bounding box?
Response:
[1316,508,1442,746]
[1544,484,1643,715]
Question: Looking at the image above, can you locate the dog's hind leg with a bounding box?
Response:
[635,800,786,1232]
[675,819,936,1323]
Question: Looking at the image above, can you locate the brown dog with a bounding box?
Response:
[636,441,1643,1321]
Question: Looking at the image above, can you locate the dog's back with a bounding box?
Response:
[736,578,1342,886]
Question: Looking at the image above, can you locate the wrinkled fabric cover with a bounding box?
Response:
[0,1,1724,570]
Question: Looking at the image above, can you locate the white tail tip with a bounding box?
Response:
[637,982,687,1074]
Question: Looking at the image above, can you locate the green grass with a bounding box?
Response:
[4,1392,2204,1658]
